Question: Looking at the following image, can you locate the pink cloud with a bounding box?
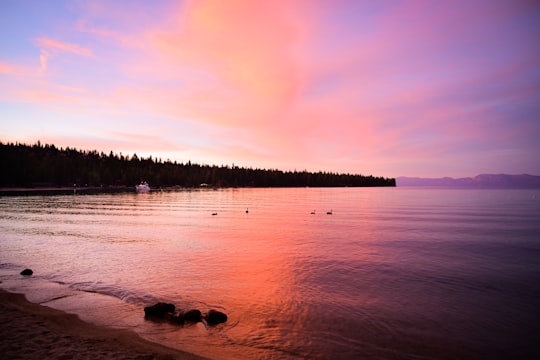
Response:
[145,1,307,120]
[0,61,37,76]
[0,63,12,74]
[33,37,94,75]
[34,38,94,57]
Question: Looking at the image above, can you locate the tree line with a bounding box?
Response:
[0,141,396,188]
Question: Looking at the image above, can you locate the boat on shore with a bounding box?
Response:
[135,181,150,193]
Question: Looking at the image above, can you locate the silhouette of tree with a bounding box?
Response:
[0,141,396,188]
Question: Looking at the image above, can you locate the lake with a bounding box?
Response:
[1,187,539,359]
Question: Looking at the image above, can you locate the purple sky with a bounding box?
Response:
[1,0,539,177]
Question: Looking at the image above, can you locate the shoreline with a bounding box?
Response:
[0,183,398,196]
[0,186,134,196]
[0,288,208,360]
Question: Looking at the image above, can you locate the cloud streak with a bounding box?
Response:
[35,38,94,57]
[33,37,94,75]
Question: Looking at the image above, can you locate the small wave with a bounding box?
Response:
[68,281,158,306]
[0,262,23,270]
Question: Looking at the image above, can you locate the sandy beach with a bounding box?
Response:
[0,289,207,360]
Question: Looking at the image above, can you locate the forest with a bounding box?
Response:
[0,141,396,188]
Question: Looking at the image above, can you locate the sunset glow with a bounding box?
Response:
[1,0,539,177]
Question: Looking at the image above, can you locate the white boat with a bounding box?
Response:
[135,181,150,193]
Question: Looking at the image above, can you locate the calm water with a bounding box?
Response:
[1,188,539,359]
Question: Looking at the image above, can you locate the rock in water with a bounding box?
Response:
[205,309,228,325]
[144,302,176,318]
[169,313,185,325]
[20,269,33,276]
[182,309,202,322]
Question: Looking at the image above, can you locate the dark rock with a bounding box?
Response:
[182,309,202,322]
[169,313,185,325]
[20,269,33,276]
[144,302,175,318]
[205,309,228,325]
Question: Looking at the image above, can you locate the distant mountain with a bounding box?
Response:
[396,174,540,188]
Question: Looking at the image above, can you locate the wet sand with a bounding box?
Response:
[0,289,207,360]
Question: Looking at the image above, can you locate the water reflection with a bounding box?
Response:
[1,188,540,359]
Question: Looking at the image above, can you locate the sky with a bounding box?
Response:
[1,0,539,178]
